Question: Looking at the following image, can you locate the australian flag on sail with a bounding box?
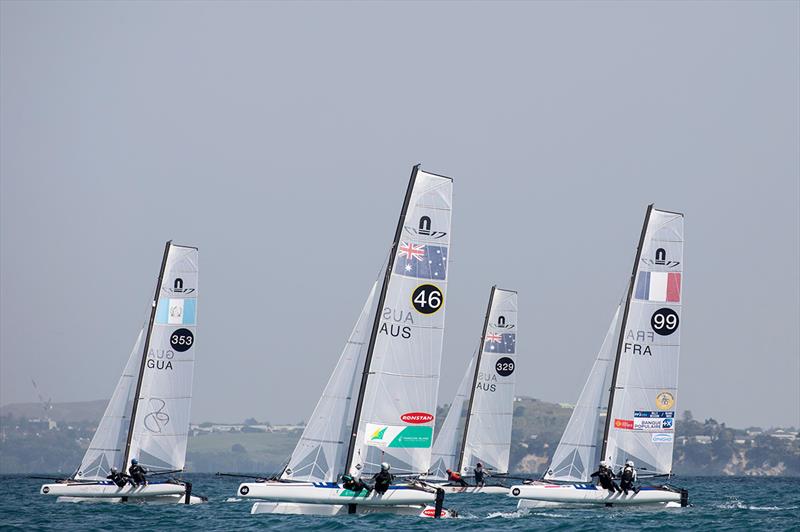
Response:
[394,242,448,280]
[484,332,516,353]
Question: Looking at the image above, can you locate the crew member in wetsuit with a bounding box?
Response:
[446,468,469,488]
[618,460,638,494]
[372,462,394,495]
[590,460,620,493]
[129,458,148,486]
[474,463,489,488]
[106,467,129,488]
[341,474,371,494]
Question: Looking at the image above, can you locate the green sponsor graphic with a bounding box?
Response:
[370,426,388,441]
[388,426,433,448]
[339,489,369,498]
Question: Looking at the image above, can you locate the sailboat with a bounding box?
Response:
[426,286,519,494]
[238,165,455,517]
[40,242,203,504]
[509,205,689,508]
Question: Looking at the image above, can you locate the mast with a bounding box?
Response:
[122,240,171,473]
[600,205,653,463]
[344,165,420,475]
[456,285,496,474]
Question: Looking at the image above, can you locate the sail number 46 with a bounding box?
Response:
[411,284,444,315]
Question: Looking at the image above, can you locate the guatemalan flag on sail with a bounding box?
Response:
[156,298,197,325]
[635,271,681,303]
[394,242,448,280]
[484,332,516,353]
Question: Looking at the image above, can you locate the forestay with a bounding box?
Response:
[281,282,378,482]
[460,288,518,475]
[127,244,198,473]
[604,208,683,474]
[351,169,453,476]
[544,306,620,482]
[428,354,474,480]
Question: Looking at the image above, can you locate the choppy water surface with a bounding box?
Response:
[1,475,798,530]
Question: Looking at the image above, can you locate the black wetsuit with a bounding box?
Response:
[129,464,148,486]
[619,466,637,494]
[342,477,370,493]
[474,467,486,487]
[106,471,129,488]
[590,467,620,492]
[372,470,394,495]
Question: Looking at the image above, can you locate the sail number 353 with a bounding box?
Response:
[170,328,194,352]
[411,284,444,315]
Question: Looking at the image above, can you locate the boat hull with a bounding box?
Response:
[237,481,437,506]
[428,483,509,494]
[41,481,193,502]
[250,501,452,517]
[509,482,686,507]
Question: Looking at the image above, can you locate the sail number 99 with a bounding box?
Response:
[411,284,444,315]
[650,308,679,336]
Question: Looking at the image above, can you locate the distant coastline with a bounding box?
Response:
[1,397,797,476]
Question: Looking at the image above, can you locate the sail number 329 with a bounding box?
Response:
[411,284,444,315]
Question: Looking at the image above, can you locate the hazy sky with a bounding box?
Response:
[2,1,798,429]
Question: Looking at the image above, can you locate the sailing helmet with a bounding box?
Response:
[625,460,634,467]
[131,458,138,465]
[476,462,483,468]
[446,469,452,474]
[381,462,390,471]
[600,460,609,468]
[342,474,353,482]
[110,467,118,474]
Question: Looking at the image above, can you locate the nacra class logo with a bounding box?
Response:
[401,412,433,424]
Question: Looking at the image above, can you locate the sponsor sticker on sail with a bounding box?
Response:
[652,433,674,444]
[613,419,634,430]
[400,412,434,424]
[364,423,433,448]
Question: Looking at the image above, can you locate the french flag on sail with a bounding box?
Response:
[635,271,681,303]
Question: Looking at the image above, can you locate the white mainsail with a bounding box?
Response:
[460,288,518,476]
[428,354,475,480]
[350,168,453,477]
[544,306,620,482]
[603,208,683,475]
[127,243,198,473]
[76,242,198,479]
[281,282,378,482]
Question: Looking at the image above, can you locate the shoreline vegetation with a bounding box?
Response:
[1,397,797,476]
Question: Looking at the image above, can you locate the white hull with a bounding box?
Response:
[55,494,205,504]
[250,502,452,517]
[41,481,195,502]
[509,482,686,507]
[428,483,509,494]
[237,481,436,506]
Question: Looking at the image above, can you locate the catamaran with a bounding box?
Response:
[238,165,455,517]
[40,242,202,504]
[509,205,688,508]
[426,286,519,494]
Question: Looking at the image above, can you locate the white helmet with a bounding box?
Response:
[381,462,390,471]
[600,460,609,468]
[625,460,634,467]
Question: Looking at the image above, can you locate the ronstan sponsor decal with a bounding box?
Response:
[401,412,434,424]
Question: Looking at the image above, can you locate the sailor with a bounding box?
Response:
[590,460,620,493]
[128,458,148,486]
[445,468,469,488]
[619,460,639,494]
[474,463,489,487]
[106,467,128,488]
[372,462,394,495]
[341,474,371,494]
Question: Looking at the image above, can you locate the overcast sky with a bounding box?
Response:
[2,1,798,429]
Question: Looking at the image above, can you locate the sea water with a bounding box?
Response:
[1,475,798,530]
